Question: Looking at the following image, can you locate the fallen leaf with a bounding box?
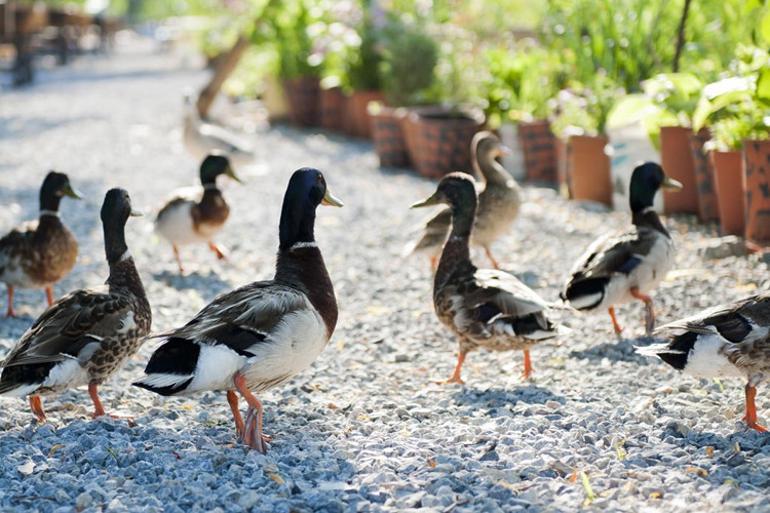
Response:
[427,457,437,469]
[580,471,596,506]
[686,466,708,477]
[649,491,663,499]
[48,444,64,457]
[267,471,285,485]
[706,446,714,457]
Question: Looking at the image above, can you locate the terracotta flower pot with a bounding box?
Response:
[567,135,612,206]
[689,129,719,222]
[319,87,345,132]
[742,140,770,245]
[660,126,699,215]
[282,76,320,127]
[710,150,745,236]
[517,120,557,186]
[346,90,385,138]
[403,107,485,179]
[369,105,409,167]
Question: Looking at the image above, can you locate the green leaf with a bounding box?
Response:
[757,69,770,101]
[761,10,770,47]
[606,94,658,129]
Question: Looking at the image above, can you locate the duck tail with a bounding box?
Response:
[132,337,199,396]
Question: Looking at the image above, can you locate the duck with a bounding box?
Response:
[182,94,256,167]
[411,172,560,384]
[404,131,521,270]
[637,293,770,432]
[154,154,242,273]
[134,167,343,453]
[0,171,81,317]
[561,162,683,337]
[0,188,151,422]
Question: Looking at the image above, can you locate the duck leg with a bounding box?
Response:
[743,384,767,432]
[630,287,655,335]
[172,244,185,274]
[482,245,501,269]
[88,383,133,423]
[208,242,228,260]
[226,390,245,437]
[608,307,623,338]
[45,286,54,306]
[440,350,467,385]
[29,395,46,423]
[429,255,438,271]
[522,349,533,380]
[234,372,269,453]
[6,285,15,317]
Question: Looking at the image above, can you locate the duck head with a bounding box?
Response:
[39,171,81,213]
[411,172,478,236]
[279,168,343,250]
[101,188,142,263]
[200,154,242,186]
[629,162,683,213]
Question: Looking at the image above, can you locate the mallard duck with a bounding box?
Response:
[561,162,683,337]
[404,131,521,269]
[0,171,81,317]
[134,167,343,452]
[411,172,560,383]
[638,293,770,432]
[182,95,256,167]
[154,154,242,273]
[0,188,150,422]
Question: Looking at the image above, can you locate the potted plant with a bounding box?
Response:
[549,76,618,206]
[401,24,485,178]
[482,45,557,182]
[263,1,324,127]
[694,47,770,243]
[369,17,438,167]
[342,9,385,139]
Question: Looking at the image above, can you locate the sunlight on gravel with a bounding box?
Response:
[1,39,769,513]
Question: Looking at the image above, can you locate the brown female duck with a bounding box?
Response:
[412,173,560,383]
[405,131,521,269]
[154,154,242,273]
[0,171,80,317]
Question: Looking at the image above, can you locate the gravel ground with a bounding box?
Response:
[2,36,770,513]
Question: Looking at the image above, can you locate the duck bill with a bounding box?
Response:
[321,189,344,207]
[63,184,82,199]
[410,192,442,209]
[226,166,244,184]
[661,176,683,191]
[129,209,143,217]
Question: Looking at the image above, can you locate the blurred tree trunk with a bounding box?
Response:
[672,0,692,72]
[195,34,250,119]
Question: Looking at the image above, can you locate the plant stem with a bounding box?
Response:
[672,0,692,72]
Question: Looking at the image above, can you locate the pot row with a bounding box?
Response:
[507,121,770,247]
[279,80,770,247]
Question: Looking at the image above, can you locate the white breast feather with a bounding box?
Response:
[241,307,328,387]
[43,358,89,389]
[684,333,744,379]
[154,200,204,245]
[186,344,248,392]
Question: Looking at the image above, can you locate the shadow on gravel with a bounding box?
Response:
[452,386,565,417]
[569,336,652,365]
[153,269,232,297]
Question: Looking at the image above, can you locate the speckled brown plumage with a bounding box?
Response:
[0,188,151,421]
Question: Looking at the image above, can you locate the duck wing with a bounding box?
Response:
[2,287,132,368]
[403,208,451,256]
[197,121,255,156]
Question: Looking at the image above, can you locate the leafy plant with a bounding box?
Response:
[345,9,384,92]
[379,17,438,106]
[483,43,565,126]
[549,74,620,138]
